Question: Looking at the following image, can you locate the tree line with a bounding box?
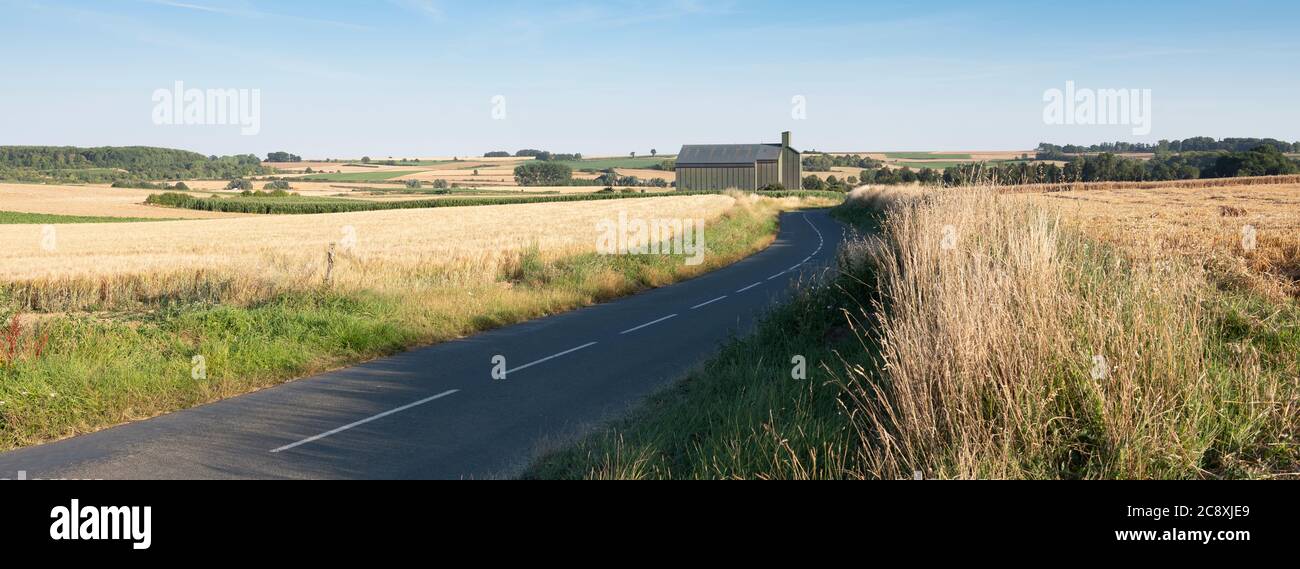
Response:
[493,149,584,161]
[1037,137,1300,159]
[0,146,268,183]
[855,146,1300,188]
[802,154,883,172]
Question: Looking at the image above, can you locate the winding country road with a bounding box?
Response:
[0,210,845,479]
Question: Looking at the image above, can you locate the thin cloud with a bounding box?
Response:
[389,0,444,21]
[141,0,375,31]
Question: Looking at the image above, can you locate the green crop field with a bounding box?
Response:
[553,156,674,170]
[0,211,165,224]
[883,152,973,160]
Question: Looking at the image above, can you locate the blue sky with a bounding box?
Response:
[2,0,1297,158]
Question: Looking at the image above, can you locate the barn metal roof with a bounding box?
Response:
[677,144,783,166]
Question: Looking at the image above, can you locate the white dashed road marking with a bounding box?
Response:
[271,389,460,453]
[509,342,600,374]
[691,296,728,310]
[620,314,679,335]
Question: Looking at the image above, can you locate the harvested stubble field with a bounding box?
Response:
[0,192,839,449]
[852,177,1300,302]
[1025,181,1300,299]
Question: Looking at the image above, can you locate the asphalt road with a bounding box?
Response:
[0,210,845,479]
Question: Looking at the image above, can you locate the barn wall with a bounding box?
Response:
[782,147,802,189]
[756,161,779,187]
[678,166,757,191]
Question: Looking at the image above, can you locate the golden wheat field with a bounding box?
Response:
[0,183,241,219]
[0,194,737,310]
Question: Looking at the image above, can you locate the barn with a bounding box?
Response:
[676,131,801,191]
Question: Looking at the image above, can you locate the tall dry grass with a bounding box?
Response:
[842,187,1294,478]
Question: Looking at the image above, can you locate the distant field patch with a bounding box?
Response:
[297,170,422,182]
[0,211,164,224]
[883,152,972,160]
[346,160,463,167]
[890,161,974,170]
[146,190,719,214]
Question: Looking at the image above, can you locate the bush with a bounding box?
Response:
[802,175,826,190]
[264,180,292,191]
[757,183,786,192]
[145,192,198,208]
[111,180,163,189]
[226,179,254,191]
[404,179,422,189]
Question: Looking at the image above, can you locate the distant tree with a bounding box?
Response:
[266,151,301,163]
[361,156,371,164]
[1207,145,1299,178]
[432,179,449,189]
[801,175,825,190]
[484,151,511,158]
[514,162,573,186]
[651,149,657,157]
[405,179,422,189]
